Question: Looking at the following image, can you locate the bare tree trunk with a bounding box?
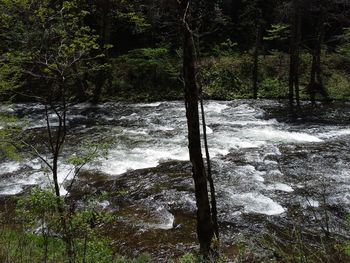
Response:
[294,0,302,108]
[315,21,324,87]
[289,0,302,114]
[309,49,317,105]
[200,94,219,240]
[184,27,214,256]
[177,0,214,255]
[252,23,262,99]
[289,52,295,113]
[289,0,297,113]
[308,15,326,105]
[93,0,112,103]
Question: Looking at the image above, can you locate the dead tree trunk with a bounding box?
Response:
[177,0,214,255]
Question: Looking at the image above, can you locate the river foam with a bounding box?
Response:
[1,100,346,219]
[229,192,285,215]
[240,127,323,143]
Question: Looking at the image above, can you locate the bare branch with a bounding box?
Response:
[21,140,53,171]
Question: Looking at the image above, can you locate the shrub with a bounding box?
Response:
[3,188,132,263]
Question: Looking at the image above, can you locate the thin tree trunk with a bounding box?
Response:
[294,0,302,108]
[252,24,261,99]
[289,0,297,113]
[46,80,75,263]
[200,94,219,240]
[93,0,112,103]
[289,51,295,113]
[308,16,325,105]
[294,57,300,108]
[184,27,213,255]
[289,0,302,113]
[178,0,214,255]
[315,20,324,87]
[309,50,317,105]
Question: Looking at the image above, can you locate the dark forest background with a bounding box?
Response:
[1,0,350,103]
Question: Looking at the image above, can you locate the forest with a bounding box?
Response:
[0,0,350,262]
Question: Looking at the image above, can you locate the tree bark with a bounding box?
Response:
[184,27,214,256]
[289,51,295,113]
[200,94,219,240]
[308,10,327,105]
[93,0,112,103]
[177,0,214,255]
[294,0,302,108]
[46,80,74,262]
[289,0,302,113]
[309,48,318,105]
[252,23,262,99]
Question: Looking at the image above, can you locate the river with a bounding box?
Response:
[1,100,349,259]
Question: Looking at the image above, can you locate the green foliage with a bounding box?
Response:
[197,54,252,99]
[0,224,152,263]
[0,227,66,263]
[345,239,350,256]
[213,39,238,57]
[6,187,152,263]
[194,49,350,100]
[345,215,350,256]
[111,47,182,101]
[17,187,57,218]
[0,58,23,91]
[325,72,350,100]
[16,187,61,237]
[116,10,150,30]
[66,141,106,167]
[264,23,290,41]
[200,60,245,99]
[171,252,227,263]
[115,254,151,263]
[259,78,287,98]
[0,0,349,103]
[0,113,22,160]
[120,47,169,65]
[177,253,197,263]
[337,27,350,57]
[0,0,102,100]
[112,0,150,30]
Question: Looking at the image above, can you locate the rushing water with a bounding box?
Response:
[1,100,350,242]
